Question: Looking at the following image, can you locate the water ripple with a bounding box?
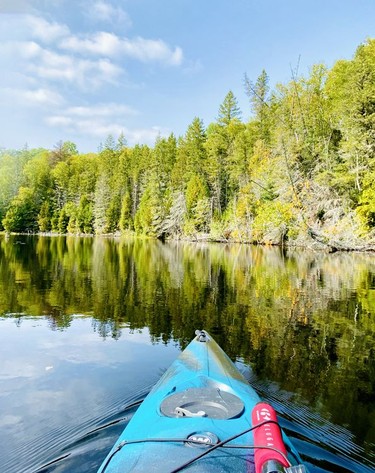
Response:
[252,378,375,473]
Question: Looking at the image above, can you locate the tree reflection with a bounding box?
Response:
[0,235,375,451]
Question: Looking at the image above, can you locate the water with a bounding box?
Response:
[0,235,374,472]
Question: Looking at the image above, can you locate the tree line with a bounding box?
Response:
[1,39,375,245]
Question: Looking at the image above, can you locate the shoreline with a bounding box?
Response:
[2,230,374,253]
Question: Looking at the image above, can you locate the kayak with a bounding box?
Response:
[97,330,307,473]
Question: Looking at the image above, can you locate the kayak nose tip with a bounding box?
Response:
[195,330,208,342]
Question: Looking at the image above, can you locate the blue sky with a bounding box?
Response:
[0,0,374,153]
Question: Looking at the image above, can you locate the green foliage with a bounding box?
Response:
[252,200,296,244]
[325,39,375,204]
[106,194,121,233]
[185,174,208,215]
[0,148,33,229]
[119,190,133,231]
[153,134,177,189]
[192,198,211,232]
[49,140,78,166]
[3,38,375,244]
[77,195,94,233]
[23,151,52,201]
[58,205,71,233]
[2,187,38,233]
[67,154,98,200]
[52,161,70,209]
[236,184,255,221]
[51,210,60,232]
[134,184,161,236]
[218,90,242,126]
[38,201,52,232]
[184,198,211,234]
[93,174,111,234]
[179,117,207,180]
[356,172,375,230]
[66,203,79,234]
[160,191,186,237]
[184,175,210,233]
[244,69,271,142]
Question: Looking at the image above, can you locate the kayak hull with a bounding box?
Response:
[97,331,300,472]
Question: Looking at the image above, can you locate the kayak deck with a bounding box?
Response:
[97,330,303,473]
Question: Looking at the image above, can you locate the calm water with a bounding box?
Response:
[0,235,374,473]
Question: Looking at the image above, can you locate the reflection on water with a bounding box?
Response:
[0,318,179,473]
[0,235,375,472]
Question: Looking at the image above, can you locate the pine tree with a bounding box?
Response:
[93,174,111,233]
[218,90,241,126]
[119,190,133,231]
[244,70,271,142]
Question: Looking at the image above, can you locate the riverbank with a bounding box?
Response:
[3,225,375,253]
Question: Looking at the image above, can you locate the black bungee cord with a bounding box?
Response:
[100,419,292,473]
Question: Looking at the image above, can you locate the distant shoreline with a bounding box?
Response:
[3,230,373,253]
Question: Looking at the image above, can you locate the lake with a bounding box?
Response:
[0,234,374,473]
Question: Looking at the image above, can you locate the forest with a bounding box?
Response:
[1,39,375,246]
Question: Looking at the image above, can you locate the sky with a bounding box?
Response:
[0,0,374,153]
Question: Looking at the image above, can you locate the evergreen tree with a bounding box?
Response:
[160,192,186,237]
[38,201,52,232]
[117,132,127,151]
[183,117,207,177]
[244,70,271,142]
[77,195,94,233]
[218,90,242,126]
[119,190,133,231]
[93,174,111,233]
[206,92,244,216]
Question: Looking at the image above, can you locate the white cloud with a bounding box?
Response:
[66,103,138,117]
[0,415,22,428]
[0,6,185,74]
[30,58,122,87]
[45,102,139,132]
[46,104,167,146]
[60,32,184,66]
[46,115,73,127]
[129,126,166,145]
[87,123,166,146]
[88,1,132,28]
[76,119,124,136]
[0,12,183,98]
[0,40,41,59]
[0,9,184,150]
[122,37,183,65]
[60,31,122,56]
[0,14,182,96]
[7,42,124,87]
[0,87,64,106]
[24,88,63,105]
[0,13,70,44]
[25,14,70,43]
[21,40,42,58]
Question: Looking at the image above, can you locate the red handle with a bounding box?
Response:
[251,402,289,473]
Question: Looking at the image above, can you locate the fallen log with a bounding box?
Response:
[308,227,375,252]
